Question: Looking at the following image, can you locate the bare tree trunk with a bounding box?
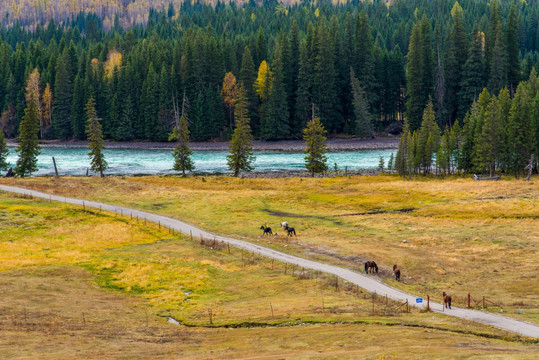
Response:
[526,154,534,181]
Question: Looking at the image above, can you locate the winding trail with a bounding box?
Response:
[1,184,538,338]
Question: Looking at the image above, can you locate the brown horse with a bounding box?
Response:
[364,261,378,274]
[443,292,452,309]
[393,265,401,281]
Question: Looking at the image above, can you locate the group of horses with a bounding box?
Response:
[365,261,452,308]
[364,261,401,281]
[259,221,296,237]
[260,224,453,309]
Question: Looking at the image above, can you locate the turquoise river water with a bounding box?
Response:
[5,147,396,176]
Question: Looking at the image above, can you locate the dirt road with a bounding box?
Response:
[2,184,537,338]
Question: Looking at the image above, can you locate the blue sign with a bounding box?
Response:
[416,298,423,303]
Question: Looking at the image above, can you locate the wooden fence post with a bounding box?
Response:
[468,293,471,308]
[427,295,430,311]
[52,157,59,177]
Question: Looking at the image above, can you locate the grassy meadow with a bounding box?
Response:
[0,176,538,358]
[2,175,537,323]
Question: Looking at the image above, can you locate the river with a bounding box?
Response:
[5,146,396,176]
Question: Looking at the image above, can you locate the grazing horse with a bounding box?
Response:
[260,225,273,236]
[393,265,401,281]
[443,292,452,309]
[284,224,296,237]
[280,221,289,229]
[364,261,378,274]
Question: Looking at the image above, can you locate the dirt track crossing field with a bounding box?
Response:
[1,184,538,338]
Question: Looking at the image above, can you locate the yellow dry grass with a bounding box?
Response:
[2,175,536,324]
[0,191,538,358]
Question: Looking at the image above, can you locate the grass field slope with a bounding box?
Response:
[2,175,537,323]
[0,189,538,358]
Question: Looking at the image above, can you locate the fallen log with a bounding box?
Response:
[473,174,501,181]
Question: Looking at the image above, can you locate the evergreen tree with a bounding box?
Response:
[458,31,485,120]
[405,22,426,132]
[459,99,480,173]
[288,21,301,136]
[419,14,434,116]
[506,6,520,94]
[488,24,508,95]
[0,127,9,175]
[70,74,86,139]
[227,84,255,176]
[395,123,410,177]
[53,51,73,139]
[190,91,207,141]
[311,18,339,132]
[353,11,375,108]
[495,87,512,171]
[444,1,469,123]
[255,27,267,66]
[295,41,312,132]
[115,94,134,141]
[533,89,539,170]
[171,114,194,176]
[141,65,160,140]
[417,100,441,174]
[434,24,447,125]
[485,1,501,82]
[15,87,40,177]
[239,46,258,135]
[506,83,533,177]
[387,152,394,173]
[85,96,107,177]
[475,96,501,176]
[261,42,289,140]
[350,67,373,138]
[378,156,385,173]
[303,109,328,177]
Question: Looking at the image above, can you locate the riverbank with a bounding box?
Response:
[6,137,399,151]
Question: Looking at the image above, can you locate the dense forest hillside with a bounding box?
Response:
[1,0,192,29]
[0,0,538,146]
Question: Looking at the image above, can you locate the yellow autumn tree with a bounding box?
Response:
[26,68,42,120]
[221,72,238,128]
[91,58,100,74]
[104,50,122,78]
[254,60,272,99]
[41,83,53,138]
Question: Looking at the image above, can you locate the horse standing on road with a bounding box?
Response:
[393,265,401,281]
[364,261,378,274]
[260,225,273,236]
[443,292,452,309]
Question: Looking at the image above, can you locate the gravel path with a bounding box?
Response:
[2,184,537,338]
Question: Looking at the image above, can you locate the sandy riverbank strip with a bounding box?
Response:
[7,138,399,151]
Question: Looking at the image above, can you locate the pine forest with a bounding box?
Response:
[0,0,538,174]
